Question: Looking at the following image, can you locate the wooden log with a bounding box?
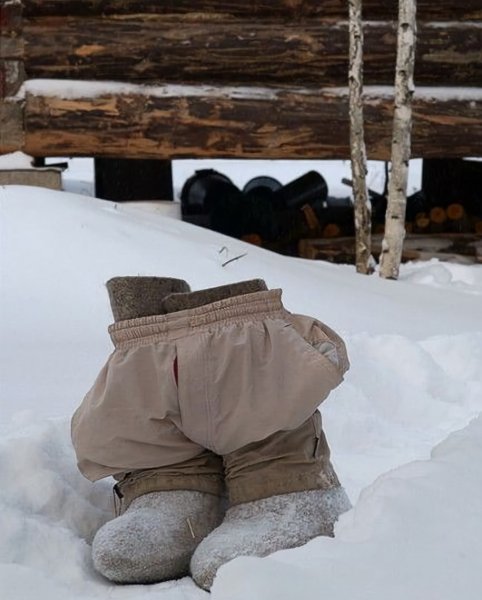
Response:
[422,158,482,216]
[300,204,321,231]
[21,0,482,21]
[241,233,263,246]
[299,234,482,265]
[446,203,465,221]
[429,206,448,233]
[429,207,446,233]
[474,220,482,235]
[322,223,342,238]
[19,85,482,160]
[446,204,471,233]
[414,213,431,233]
[429,206,447,225]
[22,18,482,87]
[0,99,24,153]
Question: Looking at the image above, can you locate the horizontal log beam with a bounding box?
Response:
[21,0,482,21]
[17,83,482,160]
[22,19,482,88]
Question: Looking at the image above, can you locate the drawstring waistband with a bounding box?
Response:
[109,289,286,349]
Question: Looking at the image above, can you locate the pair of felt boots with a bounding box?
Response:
[86,277,351,590]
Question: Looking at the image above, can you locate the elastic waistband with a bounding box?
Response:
[109,289,285,349]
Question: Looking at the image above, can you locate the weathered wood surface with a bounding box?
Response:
[299,234,482,265]
[19,87,482,160]
[21,0,482,21]
[0,167,62,189]
[22,18,482,87]
[1,0,24,96]
[0,0,23,31]
[0,99,24,152]
[0,59,25,96]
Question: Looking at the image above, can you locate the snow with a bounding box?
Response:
[1,184,482,600]
[19,79,482,103]
[20,79,281,101]
[213,416,482,600]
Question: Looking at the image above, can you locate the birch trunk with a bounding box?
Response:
[379,0,417,279]
[348,0,373,274]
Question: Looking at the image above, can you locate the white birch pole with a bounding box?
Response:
[348,0,373,275]
[379,0,417,279]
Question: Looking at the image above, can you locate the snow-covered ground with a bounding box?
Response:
[1,184,481,599]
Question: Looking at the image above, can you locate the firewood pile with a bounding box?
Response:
[299,234,482,265]
[181,166,482,263]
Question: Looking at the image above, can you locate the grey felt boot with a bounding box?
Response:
[106,276,191,321]
[94,276,228,584]
[190,487,352,590]
[161,279,267,313]
[92,490,224,584]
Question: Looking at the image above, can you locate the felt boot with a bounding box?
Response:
[92,490,224,584]
[190,487,351,590]
[190,413,352,590]
[161,278,267,313]
[106,276,191,321]
[92,277,267,584]
[93,276,227,584]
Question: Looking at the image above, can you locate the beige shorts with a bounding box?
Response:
[71,289,349,481]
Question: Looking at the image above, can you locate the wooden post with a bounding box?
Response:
[348,0,373,275]
[94,158,173,201]
[0,0,25,154]
[379,0,417,280]
[1,0,24,95]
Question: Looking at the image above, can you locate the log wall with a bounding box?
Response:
[22,19,482,87]
[1,0,481,159]
[21,0,482,21]
[23,87,482,160]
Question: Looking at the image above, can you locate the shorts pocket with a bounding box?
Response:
[286,313,350,376]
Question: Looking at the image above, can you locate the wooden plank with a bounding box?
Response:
[0,98,24,153]
[22,18,482,87]
[21,0,482,21]
[22,85,482,160]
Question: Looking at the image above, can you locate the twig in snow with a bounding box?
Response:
[222,253,248,267]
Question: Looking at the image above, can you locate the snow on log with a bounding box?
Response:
[9,83,480,160]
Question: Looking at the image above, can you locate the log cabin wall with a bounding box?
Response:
[1,0,481,159]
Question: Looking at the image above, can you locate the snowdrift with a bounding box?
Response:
[1,186,481,599]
